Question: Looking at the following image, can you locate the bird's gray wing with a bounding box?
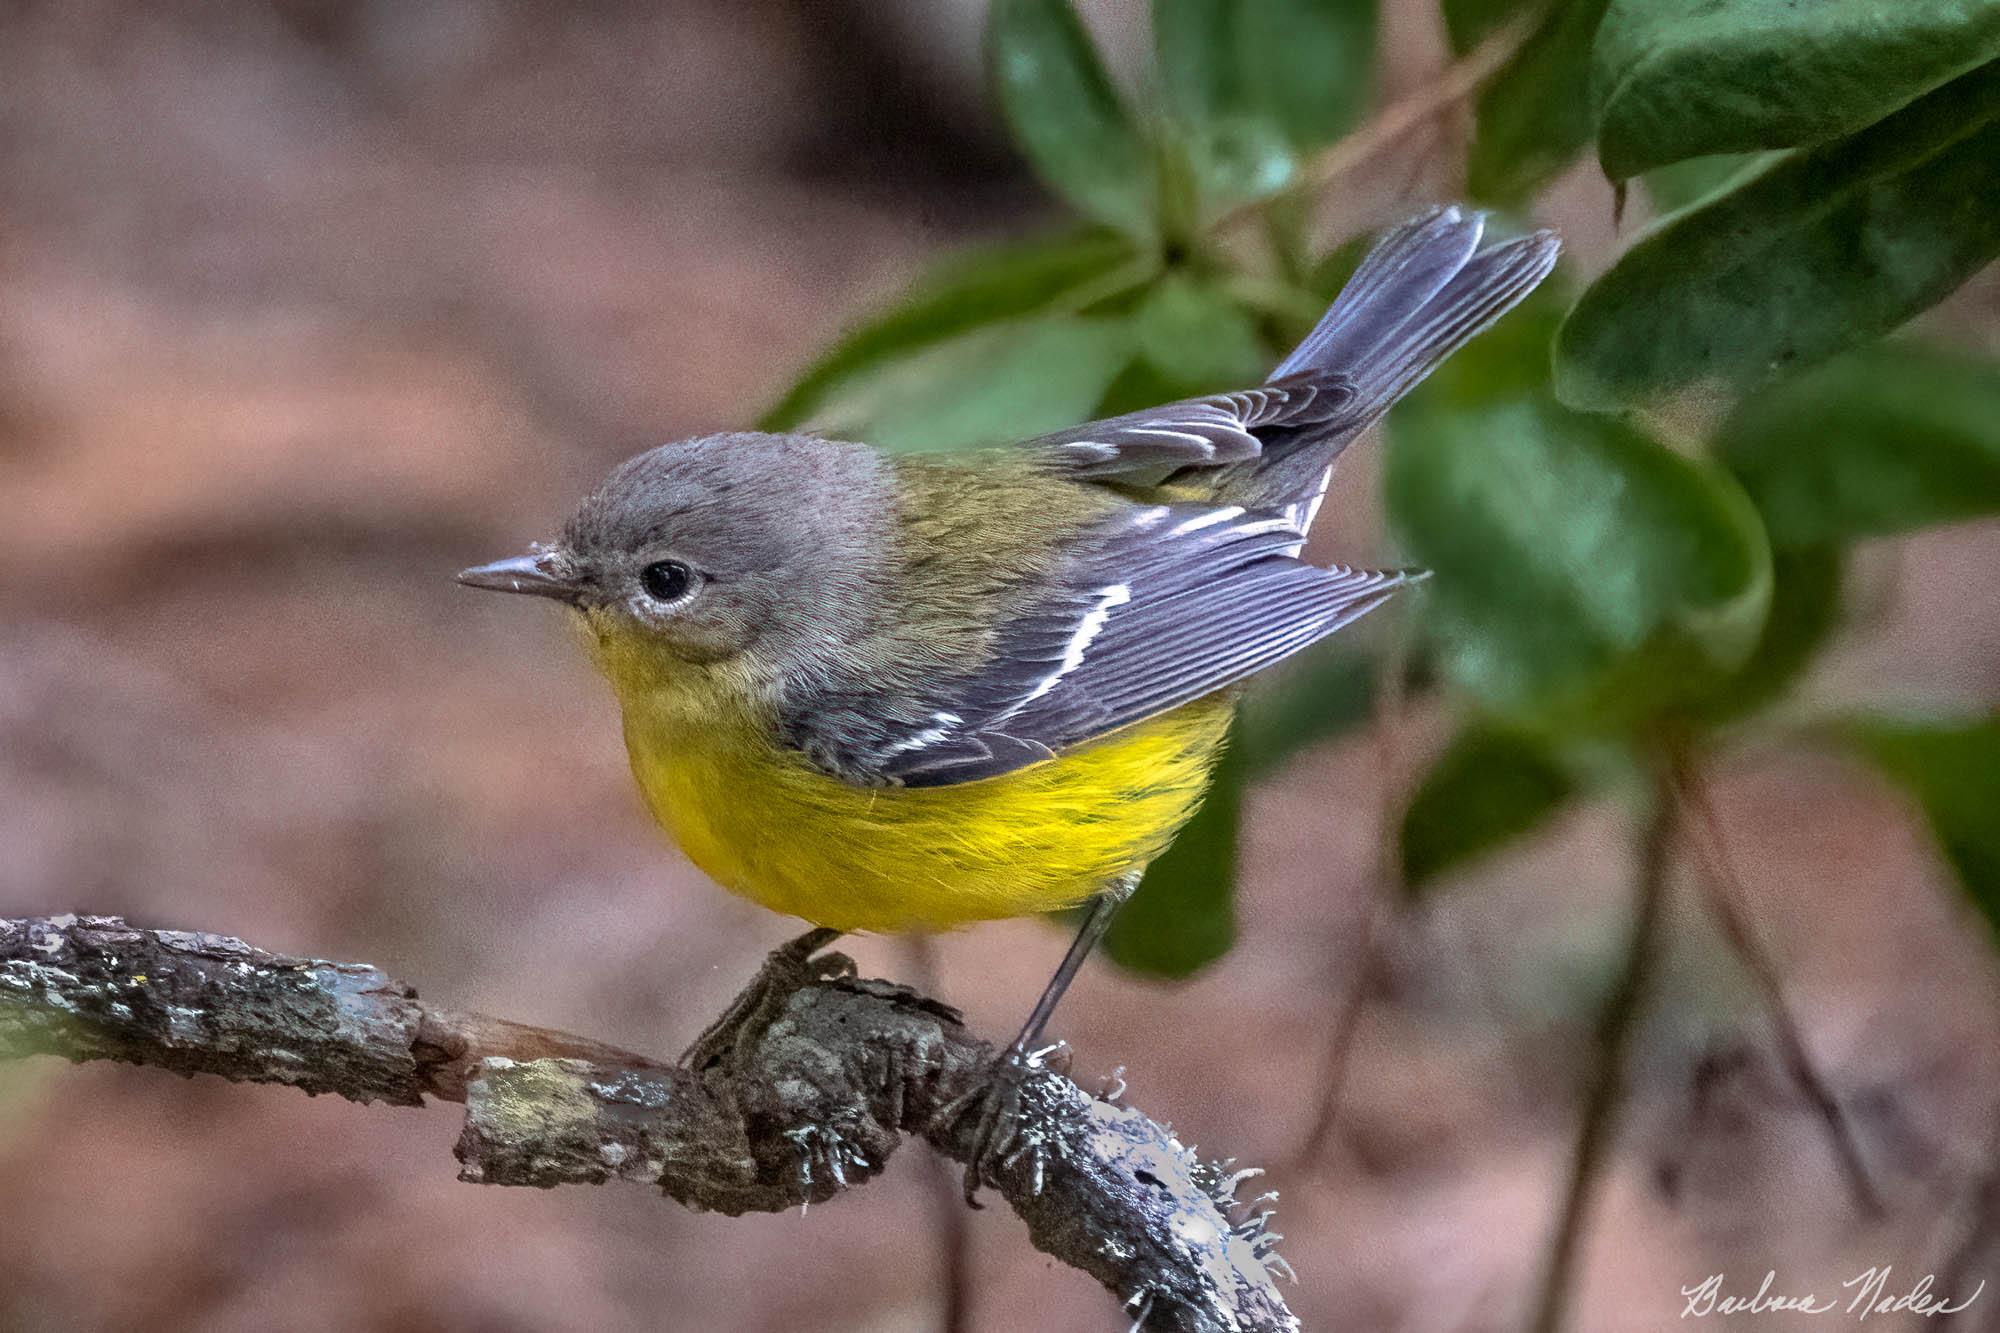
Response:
[1020,374,1360,479]
[784,502,1417,788]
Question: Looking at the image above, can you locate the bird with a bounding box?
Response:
[459,206,1560,1194]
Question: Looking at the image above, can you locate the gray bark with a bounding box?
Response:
[0,915,1296,1332]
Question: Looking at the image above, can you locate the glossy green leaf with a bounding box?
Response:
[1594,0,2000,181]
[1557,64,2000,411]
[1401,728,1573,891]
[1133,274,1272,392]
[1104,719,1243,977]
[989,0,1158,235]
[1455,0,1612,207]
[1386,395,1772,730]
[1716,343,2000,547]
[804,316,1134,454]
[1639,152,1765,215]
[1695,545,1844,722]
[761,230,1140,432]
[1853,715,2000,929]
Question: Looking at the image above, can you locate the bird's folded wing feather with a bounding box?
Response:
[784,503,1417,787]
[1020,374,1357,479]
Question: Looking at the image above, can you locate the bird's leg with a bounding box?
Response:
[941,871,1140,1204]
[680,926,851,1073]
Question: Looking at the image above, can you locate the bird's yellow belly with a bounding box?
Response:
[621,696,1233,934]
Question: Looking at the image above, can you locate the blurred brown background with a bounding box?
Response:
[3,2,1997,1329]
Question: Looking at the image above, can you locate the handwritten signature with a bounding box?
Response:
[1682,1268,1984,1320]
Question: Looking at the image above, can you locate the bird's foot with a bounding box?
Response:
[937,1040,1072,1206]
[680,927,852,1073]
[783,1122,878,1215]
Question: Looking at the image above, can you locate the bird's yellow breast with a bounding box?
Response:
[608,664,1231,934]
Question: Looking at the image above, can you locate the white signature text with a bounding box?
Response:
[1681,1268,1985,1320]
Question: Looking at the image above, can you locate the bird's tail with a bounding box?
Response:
[1255,206,1560,527]
[1274,206,1560,405]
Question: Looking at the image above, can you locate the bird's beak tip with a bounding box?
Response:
[456,551,582,602]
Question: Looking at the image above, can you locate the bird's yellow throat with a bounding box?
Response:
[585,615,1231,934]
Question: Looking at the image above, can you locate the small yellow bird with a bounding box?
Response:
[461,207,1558,1188]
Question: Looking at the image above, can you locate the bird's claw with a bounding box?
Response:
[940,1042,1070,1207]
[680,928,853,1073]
[784,1123,875,1215]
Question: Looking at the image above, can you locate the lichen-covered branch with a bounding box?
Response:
[0,916,1296,1333]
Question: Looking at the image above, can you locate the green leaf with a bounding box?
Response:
[1153,0,1375,211]
[1716,342,2000,547]
[1401,727,1574,891]
[1133,274,1272,392]
[1238,644,1378,778]
[1386,395,1772,730]
[1090,357,1197,419]
[1456,0,1613,207]
[1156,0,1376,149]
[1593,0,2000,181]
[1241,0,1376,148]
[1852,715,2000,929]
[1556,63,2000,412]
[1104,719,1243,977]
[761,229,1140,431]
[989,0,1158,235]
[804,315,1135,453]
[1639,153,1765,215]
[1153,0,1296,209]
[1695,545,1844,722]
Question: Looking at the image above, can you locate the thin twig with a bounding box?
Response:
[1529,776,1677,1333]
[1214,16,1537,236]
[0,915,1296,1333]
[1671,760,1885,1218]
[1290,616,1415,1168]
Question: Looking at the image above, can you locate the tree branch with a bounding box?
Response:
[0,915,1295,1333]
[1670,761,1884,1218]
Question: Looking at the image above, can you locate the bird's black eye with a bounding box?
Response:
[639,560,694,603]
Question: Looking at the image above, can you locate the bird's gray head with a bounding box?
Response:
[459,432,891,677]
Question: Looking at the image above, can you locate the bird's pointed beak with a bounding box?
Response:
[457,549,585,604]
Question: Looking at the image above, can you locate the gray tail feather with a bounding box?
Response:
[1271,205,1561,411]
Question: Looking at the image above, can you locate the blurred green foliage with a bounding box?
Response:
[767,0,2000,978]
[1446,0,1611,206]
[1855,718,2000,931]
[1401,728,1573,892]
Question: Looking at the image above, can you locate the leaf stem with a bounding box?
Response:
[1529,771,1676,1333]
